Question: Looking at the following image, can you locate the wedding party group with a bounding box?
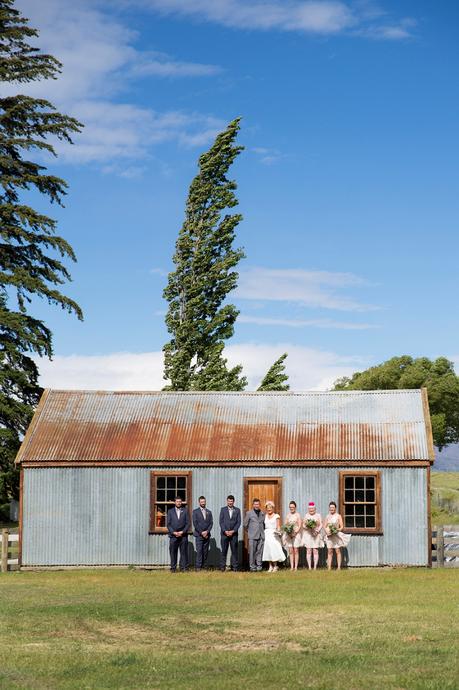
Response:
[166,494,351,573]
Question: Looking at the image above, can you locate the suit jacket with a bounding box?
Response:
[166,506,190,538]
[192,507,213,538]
[244,509,265,539]
[219,506,241,535]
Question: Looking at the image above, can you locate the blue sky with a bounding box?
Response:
[16,0,459,390]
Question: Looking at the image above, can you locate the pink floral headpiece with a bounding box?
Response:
[308,502,315,507]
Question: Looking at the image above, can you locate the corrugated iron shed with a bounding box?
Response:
[16,388,434,464]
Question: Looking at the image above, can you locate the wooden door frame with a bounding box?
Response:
[242,476,283,567]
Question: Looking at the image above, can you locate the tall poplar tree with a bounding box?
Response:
[257,353,290,392]
[163,118,246,391]
[0,0,82,517]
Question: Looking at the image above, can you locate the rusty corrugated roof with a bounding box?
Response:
[16,389,433,464]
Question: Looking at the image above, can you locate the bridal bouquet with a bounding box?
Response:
[281,523,295,537]
[305,518,317,530]
[327,523,339,536]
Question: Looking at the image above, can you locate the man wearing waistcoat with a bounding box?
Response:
[192,496,213,571]
[244,498,265,572]
[166,496,191,572]
[219,494,241,572]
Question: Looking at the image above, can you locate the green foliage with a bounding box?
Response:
[257,353,289,391]
[163,118,246,391]
[0,0,82,516]
[334,356,459,449]
[188,343,246,391]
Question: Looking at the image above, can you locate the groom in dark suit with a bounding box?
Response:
[192,496,213,571]
[166,496,190,572]
[219,495,241,572]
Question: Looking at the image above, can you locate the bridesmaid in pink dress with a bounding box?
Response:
[282,501,302,571]
[324,501,351,570]
[302,501,323,570]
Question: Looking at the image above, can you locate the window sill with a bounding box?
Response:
[343,529,383,536]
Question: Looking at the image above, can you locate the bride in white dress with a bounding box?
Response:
[262,501,286,572]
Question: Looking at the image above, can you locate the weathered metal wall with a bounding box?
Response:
[22,466,428,567]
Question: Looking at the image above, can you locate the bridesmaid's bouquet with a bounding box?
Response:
[281,523,295,537]
[305,518,318,531]
[327,523,339,536]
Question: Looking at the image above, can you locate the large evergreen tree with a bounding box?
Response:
[334,355,459,450]
[257,353,290,392]
[163,118,246,391]
[0,0,82,517]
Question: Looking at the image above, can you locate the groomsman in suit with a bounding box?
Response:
[244,498,265,572]
[219,495,241,572]
[192,496,213,571]
[166,496,191,572]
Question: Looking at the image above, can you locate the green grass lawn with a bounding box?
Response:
[431,472,459,525]
[1,569,459,690]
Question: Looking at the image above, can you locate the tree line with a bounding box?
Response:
[1,0,458,519]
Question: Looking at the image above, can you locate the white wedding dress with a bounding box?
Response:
[262,513,286,562]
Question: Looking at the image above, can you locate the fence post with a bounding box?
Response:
[1,529,8,573]
[436,525,444,567]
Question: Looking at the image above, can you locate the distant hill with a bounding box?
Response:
[434,444,459,471]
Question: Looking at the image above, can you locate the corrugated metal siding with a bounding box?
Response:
[19,389,430,463]
[379,468,428,565]
[22,466,428,567]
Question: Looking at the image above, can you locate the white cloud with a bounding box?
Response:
[15,0,134,103]
[238,315,378,329]
[143,0,356,34]
[236,267,378,311]
[226,343,367,390]
[141,0,415,39]
[102,164,147,179]
[37,352,166,391]
[357,14,416,40]
[54,101,224,163]
[132,51,222,77]
[13,0,223,165]
[365,25,411,40]
[36,344,367,391]
[252,146,284,165]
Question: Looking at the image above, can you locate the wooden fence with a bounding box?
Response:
[1,529,19,572]
[432,525,459,568]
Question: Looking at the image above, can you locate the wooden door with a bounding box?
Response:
[243,477,282,565]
